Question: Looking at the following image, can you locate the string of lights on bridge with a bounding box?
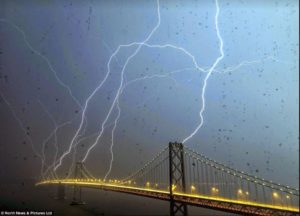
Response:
[40,143,299,215]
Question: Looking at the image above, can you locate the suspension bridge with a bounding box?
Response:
[36,142,299,216]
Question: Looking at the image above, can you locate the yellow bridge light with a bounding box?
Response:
[238,189,243,194]
[155,183,158,187]
[172,184,177,191]
[212,187,218,192]
[245,191,249,195]
[286,195,290,199]
[273,192,279,198]
[191,185,196,193]
[146,182,150,187]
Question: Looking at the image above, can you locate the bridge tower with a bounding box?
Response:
[169,142,188,216]
[70,161,85,205]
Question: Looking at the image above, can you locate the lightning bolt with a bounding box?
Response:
[65,106,139,177]
[63,39,124,174]
[37,100,57,177]
[0,89,77,179]
[66,92,155,179]
[103,100,120,180]
[80,0,161,163]
[0,18,87,175]
[103,67,196,180]
[213,56,274,74]
[103,54,294,179]
[182,0,224,144]
[45,121,71,178]
[101,40,123,68]
[54,0,161,170]
[55,0,217,170]
[0,91,43,168]
[0,19,82,109]
[84,0,221,176]
[103,0,224,178]
[1,0,293,181]
[37,100,73,178]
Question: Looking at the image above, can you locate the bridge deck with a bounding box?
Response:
[37,179,299,216]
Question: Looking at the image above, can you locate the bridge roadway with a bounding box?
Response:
[36,179,299,216]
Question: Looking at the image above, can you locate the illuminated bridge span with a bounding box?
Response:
[37,142,299,216]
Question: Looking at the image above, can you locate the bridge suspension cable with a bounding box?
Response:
[122,143,299,211]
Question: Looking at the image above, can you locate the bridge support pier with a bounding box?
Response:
[55,183,66,200]
[70,162,85,205]
[169,142,188,216]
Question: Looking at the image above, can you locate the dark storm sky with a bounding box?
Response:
[0,0,298,192]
